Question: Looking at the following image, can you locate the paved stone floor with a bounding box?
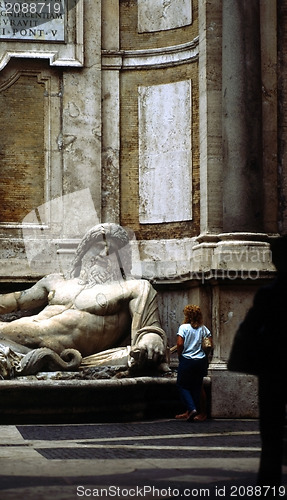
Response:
[0,419,286,500]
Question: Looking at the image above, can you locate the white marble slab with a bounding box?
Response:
[138,80,193,224]
[138,0,192,33]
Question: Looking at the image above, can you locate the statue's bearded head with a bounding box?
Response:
[70,223,131,285]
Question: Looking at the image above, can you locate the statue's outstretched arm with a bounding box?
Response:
[0,278,49,315]
[128,280,169,371]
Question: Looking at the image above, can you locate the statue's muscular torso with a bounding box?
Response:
[0,274,148,356]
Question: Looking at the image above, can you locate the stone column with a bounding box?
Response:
[101,0,121,223]
[222,0,263,232]
[198,0,223,236]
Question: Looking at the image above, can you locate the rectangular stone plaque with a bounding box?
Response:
[138,0,192,33]
[138,80,193,224]
[0,0,65,41]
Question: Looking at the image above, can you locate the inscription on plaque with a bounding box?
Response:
[0,1,65,41]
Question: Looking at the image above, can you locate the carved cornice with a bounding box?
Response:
[102,37,199,70]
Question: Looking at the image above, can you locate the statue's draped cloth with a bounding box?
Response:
[81,280,167,368]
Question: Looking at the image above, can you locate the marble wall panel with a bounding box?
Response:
[138,80,192,224]
[138,0,192,33]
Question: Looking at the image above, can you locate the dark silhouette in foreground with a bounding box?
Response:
[228,235,287,491]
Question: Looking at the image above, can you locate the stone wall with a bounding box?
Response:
[102,0,200,240]
[0,0,283,417]
[278,0,287,234]
[0,72,45,224]
[120,64,199,240]
[0,0,101,279]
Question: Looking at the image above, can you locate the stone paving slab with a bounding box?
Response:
[0,419,286,500]
[17,418,259,440]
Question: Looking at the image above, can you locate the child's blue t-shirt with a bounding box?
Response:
[177,323,211,359]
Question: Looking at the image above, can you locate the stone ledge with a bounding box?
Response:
[0,375,181,424]
[0,374,212,424]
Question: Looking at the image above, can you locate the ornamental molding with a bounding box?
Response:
[102,37,199,70]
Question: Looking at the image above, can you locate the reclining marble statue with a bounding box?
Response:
[0,223,169,378]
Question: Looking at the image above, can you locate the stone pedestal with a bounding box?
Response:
[152,232,274,418]
[211,368,259,419]
[0,376,181,424]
